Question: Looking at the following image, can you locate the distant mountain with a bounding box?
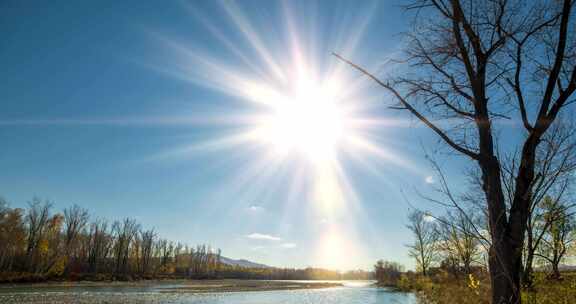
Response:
[220,256,270,269]
[534,264,576,272]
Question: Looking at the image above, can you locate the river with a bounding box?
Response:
[0,280,417,304]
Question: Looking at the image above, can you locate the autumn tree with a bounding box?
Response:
[24,198,52,273]
[536,197,575,279]
[0,199,25,271]
[0,197,229,281]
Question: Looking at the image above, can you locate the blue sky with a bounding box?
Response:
[0,0,479,270]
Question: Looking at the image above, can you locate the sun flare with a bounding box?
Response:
[251,74,351,161]
[150,0,414,270]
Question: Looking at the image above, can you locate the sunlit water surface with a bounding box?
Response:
[0,281,416,304]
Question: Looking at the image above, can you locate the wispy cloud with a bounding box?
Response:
[247,204,264,212]
[280,242,297,249]
[0,116,243,126]
[245,233,281,241]
[425,176,435,184]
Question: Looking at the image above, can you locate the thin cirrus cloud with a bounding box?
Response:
[280,242,297,249]
[247,204,264,211]
[245,233,281,241]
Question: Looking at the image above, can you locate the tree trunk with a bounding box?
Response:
[479,154,522,304]
[522,214,536,288]
[477,121,540,304]
[489,243,520,304]
[522,250,535,288]
[551,262,561,280]
[421,249,427,276]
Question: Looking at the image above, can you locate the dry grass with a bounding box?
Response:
[396,271,576,304]
[521,272,576,304]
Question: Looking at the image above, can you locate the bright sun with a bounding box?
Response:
[153,1,409,270]
[253,75,350,161]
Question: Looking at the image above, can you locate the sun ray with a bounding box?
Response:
[139,0,419,269]
[220,0,286,82]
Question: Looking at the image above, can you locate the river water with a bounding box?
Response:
[0,281,417,304]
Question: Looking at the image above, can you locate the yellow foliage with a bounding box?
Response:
[158,264,175,274]
[38,239,49,255]
[397,274,412,291]
[467,273,481,295]
[48,256,67,277]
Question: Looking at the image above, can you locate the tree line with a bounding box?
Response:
[403,197,575,280]
[0,197,372,282]
[217,266,371,280]
[0,198,222,282]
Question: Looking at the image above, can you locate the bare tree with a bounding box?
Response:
[336,0,576,302]
[158,239,174,270]
[512,122,576,287]
[87,219,111,273]
[374,260,404,286]
[406,209,439,276]
[438,210,482,275]
[139,228,155,275]
[63,205,89,266]
[455,119,575,287]
[112,218,139,275]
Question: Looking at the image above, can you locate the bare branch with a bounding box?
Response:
[333,53,480,160]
